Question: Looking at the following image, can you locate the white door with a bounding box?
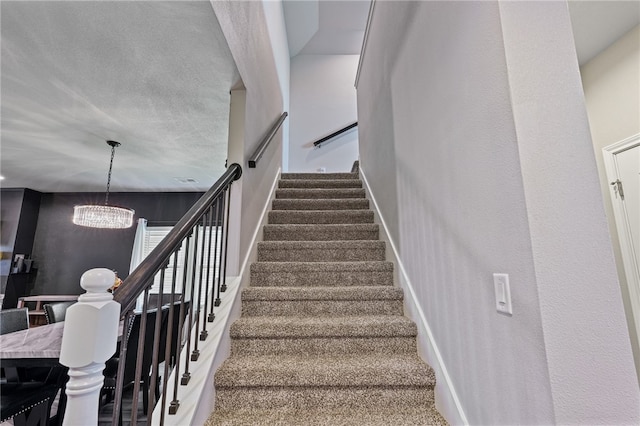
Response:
[604,134,640,351]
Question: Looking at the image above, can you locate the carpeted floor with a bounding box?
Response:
[206,169,447,425]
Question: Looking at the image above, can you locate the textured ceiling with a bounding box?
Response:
[568,0,640,65]
[1,1,238,192]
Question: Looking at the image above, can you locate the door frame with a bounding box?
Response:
[603,133,640,348]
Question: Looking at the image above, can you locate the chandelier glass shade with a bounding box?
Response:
[73,205,134,229]
[73,140,135,229]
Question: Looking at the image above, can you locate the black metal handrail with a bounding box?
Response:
[115,163,242,313]
[312,122,358,148]
[248,112,288,168]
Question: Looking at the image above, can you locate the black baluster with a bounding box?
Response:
[221,185,233,293]
[180,233,192,387]
[162,250,180,420]
[215,194,226,306]
[189,226,200,362]
[201,205,214,339]
[209,197,222,318]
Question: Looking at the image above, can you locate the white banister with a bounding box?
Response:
[59,268,121,426]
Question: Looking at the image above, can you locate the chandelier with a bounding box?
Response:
[73,140,135,229]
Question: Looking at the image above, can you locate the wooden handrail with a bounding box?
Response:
[114,163,242,314]
[248,112,288,168]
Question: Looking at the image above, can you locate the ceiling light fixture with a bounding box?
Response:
[73,140,134,229]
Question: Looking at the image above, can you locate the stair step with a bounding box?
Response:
[214,386,436,412]
[242,286,403,301]
[268,210,374,225]
[275,188,366,199]
[250,261,394,287]
[241,286,404,317]
[215,354,435,388]
[263,224,379,241]
[230,316,417,356]
[242,298,403,317]
[231,335,417,356]
[278,179,362,189]
[231,315,416,338]
[257,241,386,262]
[207,406,447,426]
[281,172,359,180]
[272,198,369,210]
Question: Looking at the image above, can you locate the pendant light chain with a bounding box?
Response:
[105,144,116,205]
[104,140,120,205]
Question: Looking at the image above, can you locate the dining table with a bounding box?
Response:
[1,318,126,420]
[0,320,125,366]
[0,322,66,367]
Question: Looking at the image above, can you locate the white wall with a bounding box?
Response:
[580,25,640,382]
[263,0,291,172]
[211,0,284,277]
[499,3,637,423]
[357,1,639,424]
[289,54,359,172]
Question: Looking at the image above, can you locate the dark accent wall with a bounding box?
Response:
[0,189,42,292]
[31,191,203,295]
[1,190,25,285]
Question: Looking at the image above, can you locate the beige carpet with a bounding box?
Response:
[206,169,447,425]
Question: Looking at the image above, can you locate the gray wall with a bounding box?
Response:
[356,1,638,424]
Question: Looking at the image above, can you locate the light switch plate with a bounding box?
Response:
[493,273,512,315]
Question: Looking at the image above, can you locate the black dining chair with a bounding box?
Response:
[0,382,60,426]
[0,308,30,383]
[101,307,168,421]
[0,308,29,335]
[43,302,76,324]
[159,300,191,369]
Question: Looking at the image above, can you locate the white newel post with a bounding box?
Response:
[59,268,121,426]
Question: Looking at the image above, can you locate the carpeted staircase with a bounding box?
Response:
[206,170,447,425]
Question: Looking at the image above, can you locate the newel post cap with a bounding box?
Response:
[59,268,121,368]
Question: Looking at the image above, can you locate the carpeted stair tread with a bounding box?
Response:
[214,386,436,412]
[251,261,393,273]
[207,406,447,426]
[276,188,366,199]
[241,286,403,301]
[268,209,374,224]
[250,261,394,287]
[230,315,417,338]
[242,299,403,317]
[263,223,379,241]
[231,335,418,356]
[214,354,435,388]
[278,179,362,189]
[258,240,386,262]
[281,172,359,180]
[272,198,369,210]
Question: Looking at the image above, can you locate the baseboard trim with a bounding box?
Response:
[360,166,468,425]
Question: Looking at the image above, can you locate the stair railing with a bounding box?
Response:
[60,163,242,425]
[312,122,358,148]
[248,112,288,168]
